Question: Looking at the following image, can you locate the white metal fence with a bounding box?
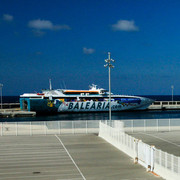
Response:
[2,118,180,136]
[0,120,99,135]
[2,119,180,179]
[121,118,180,132]
[155,149,180,180]
[99,120,180,180]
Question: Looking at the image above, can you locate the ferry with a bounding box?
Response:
[20,83,154,114]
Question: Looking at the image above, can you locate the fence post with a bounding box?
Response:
[144,119,146,132]
[171,154,174,172]
[150,145,155,172]
[72,121,75,134]
[134,139,139,164]
[131,120,134,133]
[165,152,168,169]
[16,122,18,136]
[157,119,159,132]
[178,157,180,174]
[159,150,162,167]
[1,122,3,136]
[86,121,88,134]
[58,121,61,135]
[169,119,171,132]
[44,121,47,135]
[30,121,32,136]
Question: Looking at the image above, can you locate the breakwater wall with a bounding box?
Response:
[1,101,180,112]
[0,103,20,109]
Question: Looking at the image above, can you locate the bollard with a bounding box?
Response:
[147,165,151,172]
[134,157,138,164]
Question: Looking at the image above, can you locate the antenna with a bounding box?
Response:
[63,81,67,89]
[49,79,52,90]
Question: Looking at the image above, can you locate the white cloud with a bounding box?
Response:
[112,20,139,31]
[32,29,46,37]
[3,14,13,22]
[28,19,71,30]
[83,47,95,54]
[28,19,53,30]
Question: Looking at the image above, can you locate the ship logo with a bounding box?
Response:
[47,100,54,107]
[54,99,63,108]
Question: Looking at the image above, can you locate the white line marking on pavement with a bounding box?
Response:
[55,134,86,180]
[0,173,81,180]
[138,132,180,148]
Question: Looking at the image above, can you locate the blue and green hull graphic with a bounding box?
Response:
[20,98,62,113]
[19,97,148,113]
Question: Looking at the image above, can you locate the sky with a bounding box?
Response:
[1,0,180,95]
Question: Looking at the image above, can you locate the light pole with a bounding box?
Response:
[0,84,3,109]
[104,52,115,121]
[171,85,174,102]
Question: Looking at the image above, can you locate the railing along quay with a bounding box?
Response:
[0,120,99,136]
[148,101,180,110]
[99,120,180,180]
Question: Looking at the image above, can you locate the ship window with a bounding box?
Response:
[89,92,99,95]
[100,90,108,94]
[162,102,168,105]
[64,92,81,95]
[29,97,43,99]
[154,102,160,105]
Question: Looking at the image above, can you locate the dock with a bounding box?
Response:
[148,101,180,110]
[1,103,20,109]
[0,109,36,118]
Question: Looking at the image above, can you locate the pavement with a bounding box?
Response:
[0,134,162,180]
[128,131,180,157]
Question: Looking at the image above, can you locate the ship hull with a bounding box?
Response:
[20,98,152,114]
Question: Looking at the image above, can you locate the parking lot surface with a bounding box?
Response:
[128,131,180,156]
[0,134,162,180]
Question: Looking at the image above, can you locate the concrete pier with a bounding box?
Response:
[0,109,36,117]
[148,101,180,110]
[1,103,20,109]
